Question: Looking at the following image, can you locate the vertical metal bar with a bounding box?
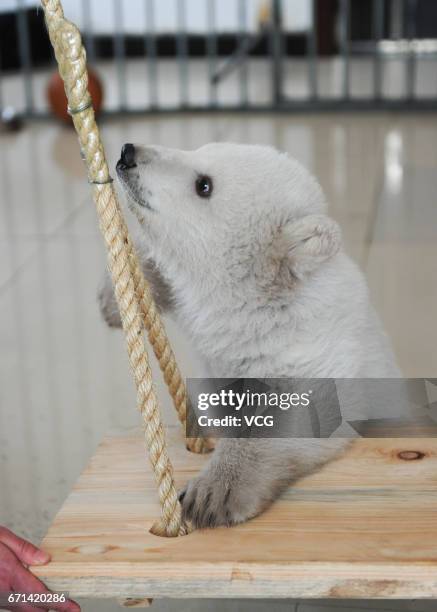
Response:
[373,0,384,99]
[145,0,158,109]
[16,0,34,115]
[270,0,283,106]
[113,0,127,110]
[206,0,218,107]
[339,0,350,99]
[238,0,249,106]
[176,0,189,107]
[390,0,403,39]
[405,0,417,100]
[308,0,318,99]
[81,0,96,64]
[0,48,4,111]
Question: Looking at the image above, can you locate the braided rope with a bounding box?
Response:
[127,241,212,455]
[41,0,199,536]
[42,0,209,456]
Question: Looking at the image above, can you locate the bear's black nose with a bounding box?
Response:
[118,143,136,169]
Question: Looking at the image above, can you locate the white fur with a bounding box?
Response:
[102,142,400,528]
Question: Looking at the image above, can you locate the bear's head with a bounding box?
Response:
[116,142,341,302]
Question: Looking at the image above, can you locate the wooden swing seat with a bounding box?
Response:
[33,429,437,602]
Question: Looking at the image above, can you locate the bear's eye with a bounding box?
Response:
[195,175,213,198]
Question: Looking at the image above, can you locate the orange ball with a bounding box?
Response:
[47,68,103,124]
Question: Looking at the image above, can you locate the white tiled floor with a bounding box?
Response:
[1,110,437,612]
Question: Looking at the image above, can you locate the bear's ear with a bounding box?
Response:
[279,214,342,282]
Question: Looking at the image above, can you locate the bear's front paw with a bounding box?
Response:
[97,275,122,329]
[179,472,263,529]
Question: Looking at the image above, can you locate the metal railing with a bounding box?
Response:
[1,0,437,118]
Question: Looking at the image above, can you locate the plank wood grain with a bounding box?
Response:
[32,428,437,600]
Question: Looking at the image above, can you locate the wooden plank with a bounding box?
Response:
[32,428,437,599]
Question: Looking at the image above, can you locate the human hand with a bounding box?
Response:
[0,527,80,611]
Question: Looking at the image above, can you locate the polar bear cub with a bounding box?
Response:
[99,142,399,528]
